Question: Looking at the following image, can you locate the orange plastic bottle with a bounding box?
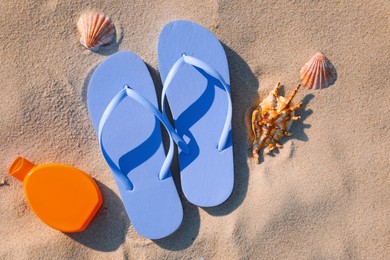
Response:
[9,157,102,232]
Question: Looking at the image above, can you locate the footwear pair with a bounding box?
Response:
[87,20,234,239]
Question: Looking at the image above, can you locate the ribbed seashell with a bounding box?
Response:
[251,83,303,163]
[300,52,337,90]
[77,12,115,52]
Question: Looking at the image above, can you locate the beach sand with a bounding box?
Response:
[1,0,389,259]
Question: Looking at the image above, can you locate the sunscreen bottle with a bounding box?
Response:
[9,157,102,232]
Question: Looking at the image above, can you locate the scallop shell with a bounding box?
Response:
[300,52,337,90]
[251,83,303,163]
[77,12,115,51]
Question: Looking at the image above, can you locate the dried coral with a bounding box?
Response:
[251,83,303,163]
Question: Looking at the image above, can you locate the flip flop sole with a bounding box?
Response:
[158,21,234,207]
[88,51,182,239]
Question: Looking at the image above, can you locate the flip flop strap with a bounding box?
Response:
[161,54,232,151]
[98,85,189,190]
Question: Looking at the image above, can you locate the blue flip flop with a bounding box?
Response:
[87,51,188,239]
[158,20,234,207]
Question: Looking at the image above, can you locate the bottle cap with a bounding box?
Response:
[9,157,36,181]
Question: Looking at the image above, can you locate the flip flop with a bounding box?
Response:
[158,20,234,207]
[87,51,188,239]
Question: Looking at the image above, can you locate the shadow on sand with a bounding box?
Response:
[67,180,130,252]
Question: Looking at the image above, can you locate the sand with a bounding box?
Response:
[1,0,389,259]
